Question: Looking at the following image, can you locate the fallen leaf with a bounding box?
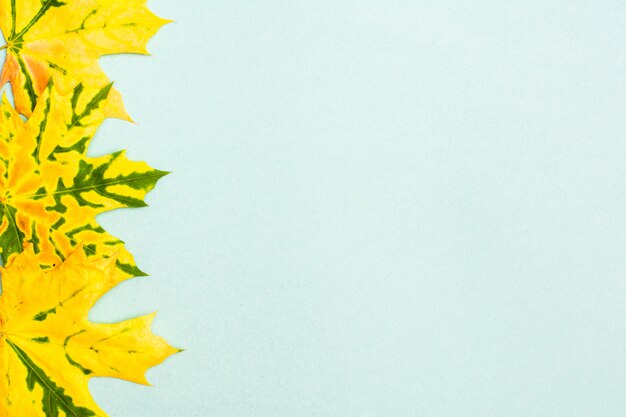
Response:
[0,81,167,281]
[0,246,179,416]
[0,0,169,119]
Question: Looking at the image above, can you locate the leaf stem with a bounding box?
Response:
[0,45,6,51]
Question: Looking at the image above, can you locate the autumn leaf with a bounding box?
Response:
[0,245,179,416]
[0,81,167,281]
[0,0,169,119]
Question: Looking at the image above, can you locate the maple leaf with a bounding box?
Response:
[0,81,167,281]
[0,0,169,119]
[0,246,179,416]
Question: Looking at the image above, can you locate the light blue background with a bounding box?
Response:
[16,1,626,416]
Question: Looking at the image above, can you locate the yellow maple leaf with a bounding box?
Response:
[0,246,179,416]
[0,0,169,119]
[0,81,167,281]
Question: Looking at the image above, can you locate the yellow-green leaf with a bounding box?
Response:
[0,246,179,416]
[0,0,169,118]
[0,81,167,281]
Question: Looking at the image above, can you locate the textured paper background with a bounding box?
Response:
[68,1,626,415]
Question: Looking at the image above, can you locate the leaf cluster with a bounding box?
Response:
[0,1,176,416]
